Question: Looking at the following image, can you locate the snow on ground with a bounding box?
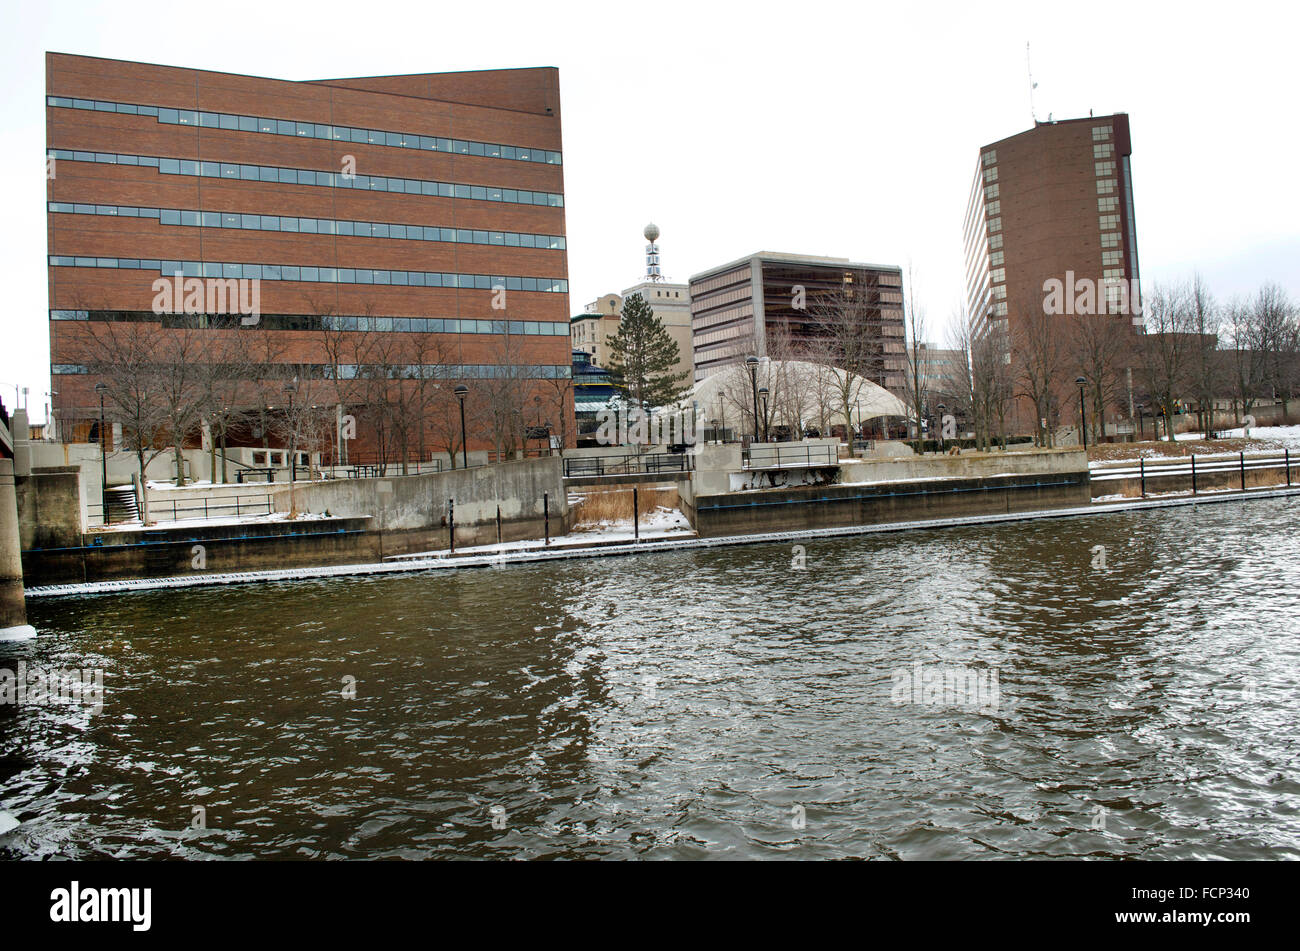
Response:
[572,505,690,535]
[1175,424,1300,449]
[92,511,332,532]
[395,506,694,560]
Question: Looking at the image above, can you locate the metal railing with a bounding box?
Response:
[1091,450,1294,496]
[742,444,840,470]
[88,494,274,525]
[563,452,693,479]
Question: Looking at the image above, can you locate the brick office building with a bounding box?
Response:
[963,114,1142,434]
[45,53,572,469]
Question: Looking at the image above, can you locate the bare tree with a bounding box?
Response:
[537,373,574,455]
[72,319,173,517]
[1185,274,1222,436]
[479,325,531,462]
[1223,295,1267,423]
[1140,281,1195,441]
[1069,312,1137,444]
[1010,286,1069,447]
[272,375,335,517]
[807,279,891,455]
[900,267,929,445]
[1254,283,1299,423]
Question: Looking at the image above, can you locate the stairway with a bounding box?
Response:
[104,486,140,523]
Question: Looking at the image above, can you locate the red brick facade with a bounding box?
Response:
[46,53,571,461]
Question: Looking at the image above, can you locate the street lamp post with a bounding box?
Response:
[283,380,298,483]
[1075,376,1088,450]
[94,382,108,524]
[454,384,469,468]
[758,386,769,443]
[745,355,760,443]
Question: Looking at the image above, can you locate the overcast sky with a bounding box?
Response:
[4,0,1297,422]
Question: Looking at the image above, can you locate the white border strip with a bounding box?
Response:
[25,487,1300,600]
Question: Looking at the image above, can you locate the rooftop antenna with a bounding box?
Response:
[1026,42,1038,124]
[643,222,664,283]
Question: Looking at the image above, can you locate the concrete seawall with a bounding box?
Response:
[19,456,571,586]
[273,456,568,535]
[687,471,1092,538]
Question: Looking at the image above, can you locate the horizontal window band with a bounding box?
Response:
[46,149,564,208]
[48,256,568,293]
[52,363,572,380]
[50,309,570,336]
[48,201,564,250]
[47,95,561,166]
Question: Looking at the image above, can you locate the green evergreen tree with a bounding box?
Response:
[605,293,691,409]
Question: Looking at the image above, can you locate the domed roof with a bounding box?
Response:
[687,358,908,422]
[644,222,660,243]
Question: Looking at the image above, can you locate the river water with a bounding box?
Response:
[2,498,1298,859]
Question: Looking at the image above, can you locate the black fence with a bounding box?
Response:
[742,444,839,469]
[563,453,693,479]
[88,494,274,525]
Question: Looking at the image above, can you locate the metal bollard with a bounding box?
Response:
[1140,458,1146,498]
[544,492,549,546]
[1191,455,1197,495]
[634,487,640,542]
[1288,449,1292,487]
[448,498,455,554]
[1240,451,1246,492]
[496,505,502,546]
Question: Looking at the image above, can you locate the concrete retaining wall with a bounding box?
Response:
[23,517,376,585]
[839,448,1088,485]
[691,471,1092,538]
[271,455,569,540]
[15,468,83,551]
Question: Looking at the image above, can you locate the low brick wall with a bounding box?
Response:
[691,471,1092,538]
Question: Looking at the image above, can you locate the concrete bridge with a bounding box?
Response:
[0,406,35,639]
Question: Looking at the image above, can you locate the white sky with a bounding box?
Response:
[3,0,1297,422]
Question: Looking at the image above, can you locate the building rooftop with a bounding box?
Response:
[689,251,903,283]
